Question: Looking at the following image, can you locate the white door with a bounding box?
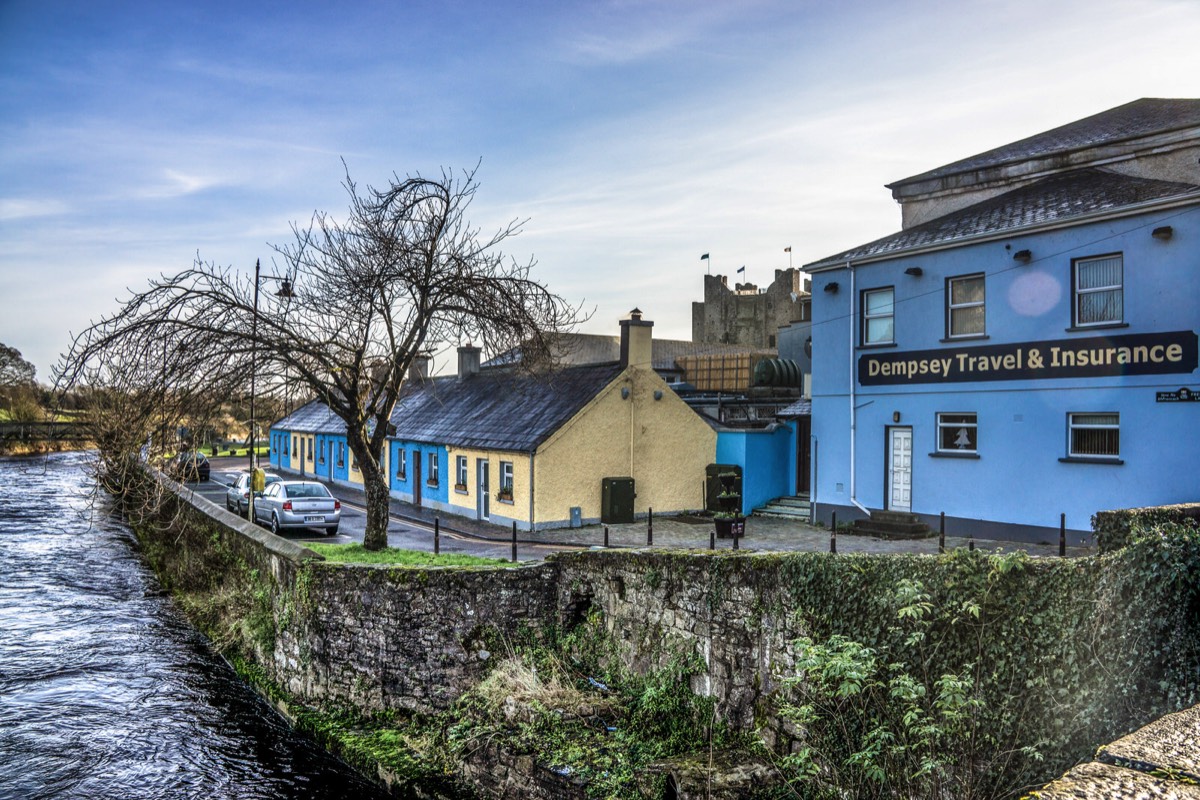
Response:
[477,459,490,521]
[888,427,913,512]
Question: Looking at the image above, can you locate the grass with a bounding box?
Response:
[305,542,509,567]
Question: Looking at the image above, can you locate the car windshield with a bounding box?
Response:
[285,484,330,499]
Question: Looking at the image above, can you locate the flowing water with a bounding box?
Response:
[0,452,395,799]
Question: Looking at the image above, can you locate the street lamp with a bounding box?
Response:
[248,258,294,521]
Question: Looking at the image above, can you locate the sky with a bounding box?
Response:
[2,0,1198,381]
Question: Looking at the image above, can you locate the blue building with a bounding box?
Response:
[806,98,1200,543]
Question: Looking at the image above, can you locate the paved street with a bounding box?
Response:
[190,457,1095,563]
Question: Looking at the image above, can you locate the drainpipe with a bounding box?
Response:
[527,450,535,532]
[847,261,870,516]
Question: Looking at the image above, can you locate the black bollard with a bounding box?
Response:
[830,526,837,554]
[434,517,440,555]
[511,521,518,563]
[831,511,837,533]
[1059,513,1066,557]
[733,521,739,550]
[604,525,609,548]
[710,524,716,550]
[939,512,945,554]
[969,538,975,552]
[648,507,653,546]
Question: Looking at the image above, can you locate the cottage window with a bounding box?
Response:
[337,442,345,468]
[456,456,468,490]
[862,287,894,345]
[395,449,406,480]
[1073,254,1123,327]
[1068,413,1119,459]
[427,452,439,486]
[947,274,985,337]
[498,461,514,501]
[292,435,297,456]
[936,413,977,454]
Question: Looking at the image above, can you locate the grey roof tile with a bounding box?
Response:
[809,168,1200,268]
[890,98,1200,187]
[388,364,622,452]
[484,333,775,372]
[273,364,623,452]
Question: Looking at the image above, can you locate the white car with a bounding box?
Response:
[252,480,341,536]
[225,471,282,515]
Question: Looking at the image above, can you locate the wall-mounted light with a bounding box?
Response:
[1013,249,1032,263]
[1152,226,1174,241]
[892,411,901,423]
[903,267,923,277]
[620,387,630,399]
[653,390,663,401]
[823,281,839,293]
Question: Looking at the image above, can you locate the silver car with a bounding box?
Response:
[253,480,341,536]
[225,471,282,515]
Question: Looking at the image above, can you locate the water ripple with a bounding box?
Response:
[0,452,396,800]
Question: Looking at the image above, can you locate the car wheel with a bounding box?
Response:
[270,514,280,535]
[326,525,338,536]
[226,498,234,511]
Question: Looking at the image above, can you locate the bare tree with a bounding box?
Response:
[56,165,582,549]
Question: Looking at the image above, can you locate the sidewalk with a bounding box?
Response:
[221,458,1092,559]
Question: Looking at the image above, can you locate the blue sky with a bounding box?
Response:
[2,0,1198,380]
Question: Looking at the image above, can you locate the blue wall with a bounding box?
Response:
[716,425,795,514]
[810,205,1200,542]
[387,439,449,509]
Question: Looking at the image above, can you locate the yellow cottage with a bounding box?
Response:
[384,311,717,531]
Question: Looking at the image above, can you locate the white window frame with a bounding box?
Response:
[1073,254,1123,327]
[947,274,985,338]
[395,448,406,479]
[428,451,439,485]
[936,412,978,454]
[1068,412,1120,459]
[456,455,468,487]
[862,287,894,345]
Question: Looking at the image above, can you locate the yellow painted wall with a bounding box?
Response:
[446,447,532,524]
[535,365,716,525]
[347,447,365,486]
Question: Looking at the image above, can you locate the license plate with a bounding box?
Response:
[304,515,323,522]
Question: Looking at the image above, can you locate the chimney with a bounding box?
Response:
[619,308,653,369]
[408,354,431,381]
[457,343,481,380]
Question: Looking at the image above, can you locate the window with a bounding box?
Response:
[862,287,894,345]
[427,452,439,485]
[395,449,406,480]
[272,436,277,454]
[937,413,977,453]
[947,274,985,337]
[498,460,514,501]
[317,438,325,465]
[456,456,468,489]
[337,442,345,468]
[1068,413,1119,459]
[1073,254,1123,327]
[292,435,297,456]
[283,437,289,456]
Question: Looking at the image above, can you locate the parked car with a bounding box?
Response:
[253,480,341,536]
[225,471,282,515]
[168,451,210,482]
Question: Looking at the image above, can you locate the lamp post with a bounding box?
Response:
[248,258,294,521]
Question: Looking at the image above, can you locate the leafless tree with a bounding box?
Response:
[56,165,583,549]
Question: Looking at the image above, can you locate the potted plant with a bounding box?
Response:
[713,471,745,539]
[496,483,514,503]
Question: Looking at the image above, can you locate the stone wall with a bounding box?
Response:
[691,269,808,348]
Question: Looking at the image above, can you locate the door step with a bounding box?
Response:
[754,495,812,519]
[850,510,933,540]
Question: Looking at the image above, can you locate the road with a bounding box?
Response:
[187,466,566,563]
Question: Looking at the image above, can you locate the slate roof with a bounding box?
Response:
[273,363,624,452]
[777,399,812,418]
[890,98,1200,188]
[484,333,774,372]
[388,363,622,452]
[273,400,346,435]
[807,168,1200,269]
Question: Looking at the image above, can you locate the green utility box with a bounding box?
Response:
[601,477,635,524]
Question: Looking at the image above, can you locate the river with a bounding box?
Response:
[0,452,394,800]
